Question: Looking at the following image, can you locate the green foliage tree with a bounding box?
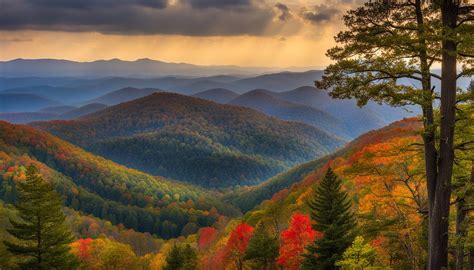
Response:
[302,168,357,269]
[2,165,77,269]
[244,223,279,270]
[163,244,197,270]
[335,236,377,270]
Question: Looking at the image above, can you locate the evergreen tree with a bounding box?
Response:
[244,223,279,270]
[164,244,197,270]
[3,165,77,269]
[302,168,357,269]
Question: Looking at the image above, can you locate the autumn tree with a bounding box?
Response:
[316,0,473,268]
[198,227,218,250]
[346,135,428,268]
[244,223,279,270]
[335,236,377,270]
[3,165,77,269]
[302,168,357,269]
[277,213,318,270]
[225,223,254,270]
[70,237,140,270]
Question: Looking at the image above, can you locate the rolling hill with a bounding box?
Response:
[228,89,349,139]
[276,86,387,137]
[0,121,239,239]
[33,93,345,188]
[85,87,163,105]
[0,93,61,112]
[59,103,109,119]
[230,70,324,92]
[192,88,239,103]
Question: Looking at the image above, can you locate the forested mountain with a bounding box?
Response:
[192,88,239,103]
[228,89,349,139]
[0,93,61,112]
[33,93,344,187]
[0,121,239,240]
[225,118,422,212]
[85,87,163,105]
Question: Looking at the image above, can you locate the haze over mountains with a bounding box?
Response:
[0,58,288,78]
[0,103,109,124]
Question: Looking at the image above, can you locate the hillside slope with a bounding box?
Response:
[33,93,344,187]
[226,118,422,212]
[85,87,163,105]
[0,121,238,239]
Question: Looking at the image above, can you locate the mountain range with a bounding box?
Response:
[0,58,289,78]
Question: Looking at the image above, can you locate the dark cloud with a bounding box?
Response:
[274,3,291,21]
[301,4,341,24]
[0,0,276,36]
[26,0,168,9]
[185,0,251,9]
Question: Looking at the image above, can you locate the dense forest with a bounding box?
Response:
[0,121,239,240]
[33,93,343,187]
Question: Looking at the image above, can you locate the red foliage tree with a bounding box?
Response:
[225,223,254,270]
[198,227,218,250]
[277,213,319,270]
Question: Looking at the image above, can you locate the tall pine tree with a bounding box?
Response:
[3,165,77,269]
[244,223,279,270]
[302,168,357,270]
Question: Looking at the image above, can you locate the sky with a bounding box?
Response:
[0,0,363,68]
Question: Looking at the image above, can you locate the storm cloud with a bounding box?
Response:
[185,0,252,9]
[301,4,341,24]
[0,0,278,36]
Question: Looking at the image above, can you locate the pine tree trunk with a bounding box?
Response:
[415,0,438,222]
[455,200,466,270]
[429,1,458,269]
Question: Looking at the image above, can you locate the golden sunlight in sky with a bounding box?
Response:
[0,0,356,68]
